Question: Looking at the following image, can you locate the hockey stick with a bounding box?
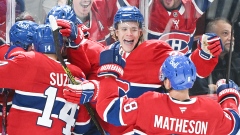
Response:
[226,8,240,84]
[49,15,106,135]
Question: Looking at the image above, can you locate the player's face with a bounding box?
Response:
[214,21,234,52]
[116,22,142,52]
[73,0,93,17]
[161,0,182,10]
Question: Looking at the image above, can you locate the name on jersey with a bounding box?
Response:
[50,72,69,86]
[154,115,208,134]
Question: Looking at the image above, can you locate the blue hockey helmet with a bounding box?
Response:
[216,79,239,93]
[114,6,144,28]
[34,24,63,54]
[9,20,38,50]
[159,54,196,90]
[45,5,81,25]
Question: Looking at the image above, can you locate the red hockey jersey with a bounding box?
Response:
[148,0,212,55]
[67,39,105,80]
[97,77,240,135]
[0,44,26,134]
[97,40,219,134]
[0,51,85,135]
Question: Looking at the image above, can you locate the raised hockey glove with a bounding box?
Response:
[97,49,126,78]
[63,79,99,104]
[56,19,84,48]
[216,79,240,107]
[197,33,223,60]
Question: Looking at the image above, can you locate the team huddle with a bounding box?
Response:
[0,0,239,135]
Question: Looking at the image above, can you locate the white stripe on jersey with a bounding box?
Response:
[15,90,66,102]
[130,82,161,88]
[11,104,59,119]
[75,118,91,126]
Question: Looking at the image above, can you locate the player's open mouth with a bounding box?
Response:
[123,39,134,45]
[79,0,92,8]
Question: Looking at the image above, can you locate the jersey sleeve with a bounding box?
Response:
[67,39,105,80]
[189,49,218,78]
[97,77,139,126]
[67,42,91,77]
[0,52,35,89]
[214,108,240,134]
[192,0,214,17]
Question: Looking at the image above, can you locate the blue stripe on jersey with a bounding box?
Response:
[194,0,211,12]
[106,98,122,126]
[73,119,100,135]
[119,84,164,98]
[148,32,161,40]
[12,92,66,116]
[229,109,240,135]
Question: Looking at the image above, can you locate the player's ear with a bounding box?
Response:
[164,79,171,90]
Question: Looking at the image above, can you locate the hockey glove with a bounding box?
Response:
[78,24,90,38]
[197,33,223,60]
[216,79,240,107]
[97,49,126,78]
[56,19,84,48]
[63,79,99,104]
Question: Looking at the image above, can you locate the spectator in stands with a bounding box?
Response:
[148,0,213,56]
[190,17,240,95]
[72,0,118,45]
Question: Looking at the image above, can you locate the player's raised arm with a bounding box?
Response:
[189,33,223,78]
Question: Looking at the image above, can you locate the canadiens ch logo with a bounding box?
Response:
[159,32,191,54]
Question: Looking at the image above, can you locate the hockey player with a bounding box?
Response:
[63,6,224,134]
[45,5,107,134]
[0,24,85,135]
[95,54,240,134]
[72,0,118,46]
[0,20,38,134]
[45,5,105,80]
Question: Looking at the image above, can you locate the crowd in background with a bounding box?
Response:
[0,0,239,134]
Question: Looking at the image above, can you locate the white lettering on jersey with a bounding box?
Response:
[154,115,208,134]
[50,72,69,86]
